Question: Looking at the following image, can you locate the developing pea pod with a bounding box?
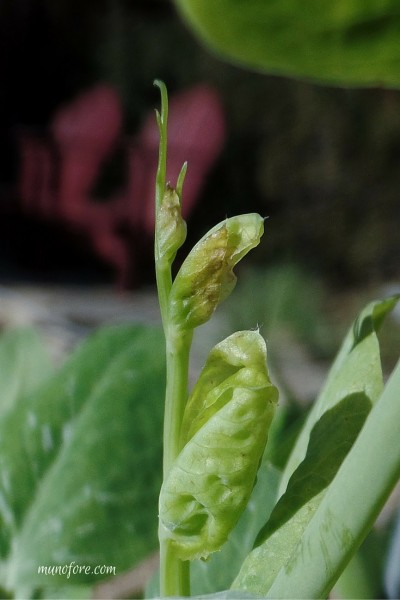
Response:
[159,331,278,561]
[156,164,187,267]
[168,214,264,330]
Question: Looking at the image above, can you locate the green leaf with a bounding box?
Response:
[232,297,399,597]
[174,0,400,87]
[0,324,165,597]
[279,296,398,497]
[264,358,400,599]
[0,327,54,416]
[232,393,371,595]
[159,331,278,561]
[190,462,281,595]
[169,215,264,331]
[181,330,274,444]
[255,392,371,545]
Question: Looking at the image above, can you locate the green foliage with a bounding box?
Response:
[175,0,400,87]
[225,263,337,359]
[159,331,277,560]
[169,215,264,331]
[0,328,54,417]
[0,325,165,598]
[231,296,399,597]
[0,82,398,600]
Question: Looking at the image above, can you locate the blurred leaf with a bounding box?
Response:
[385,506,400,599]
[0,324,165,597]
[175,0,400,87]
[0,327,54,416]
[334,527,389,600]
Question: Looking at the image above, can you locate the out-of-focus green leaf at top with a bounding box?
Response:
[174,0,400,87]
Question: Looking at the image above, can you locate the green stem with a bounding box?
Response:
[163,327,193,477]
[154,79,170,329]
[160,535,191,597]
[159,325,193,597]
[154,79,192,597]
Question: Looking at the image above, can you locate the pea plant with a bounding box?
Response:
[0,82,398,600]
[152,81,400,599]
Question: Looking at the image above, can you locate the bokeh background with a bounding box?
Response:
[1,0,400,288]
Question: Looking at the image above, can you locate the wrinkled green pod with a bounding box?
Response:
[159,331,278,560]
[168,214,264,330]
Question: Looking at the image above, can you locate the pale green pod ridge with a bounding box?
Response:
[156,183,187,266]
[159,330,278,561]
[168,214,264,330]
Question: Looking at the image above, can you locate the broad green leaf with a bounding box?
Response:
[159,331,277,561]
[232,298,399,597]
[233,393,371,594]
[279,296,399,497]
[264,358,400,599]
[256,392,371,544]
[0,327,54,416]
[0,324,165,597]
[175,0,400,87]
[169,215,264,331]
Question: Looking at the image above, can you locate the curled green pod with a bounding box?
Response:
[168,214,264,330]
[159,330,278,561]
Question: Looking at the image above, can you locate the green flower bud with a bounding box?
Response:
[159,330,278,561]
[169,214,264,330]
[156,184,187,266]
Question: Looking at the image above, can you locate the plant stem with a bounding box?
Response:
[154,79,192,597]
[160,534,191,597]
[159,325,192,597]
[163,326,193,477]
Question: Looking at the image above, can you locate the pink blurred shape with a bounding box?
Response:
[17,83,225,287]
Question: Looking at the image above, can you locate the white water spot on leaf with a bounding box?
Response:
[0,491,15,528]
[94,490,117,505]
[1,467,11,494]
[83,484,93,499]
[62,421,74,445]
[27,411,37,429]
[45,517,63,534]
[123,368,137,381]
[41,424,53,452]
[76,522,96,537]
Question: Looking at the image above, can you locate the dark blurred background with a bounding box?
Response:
[0,0,399,288]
